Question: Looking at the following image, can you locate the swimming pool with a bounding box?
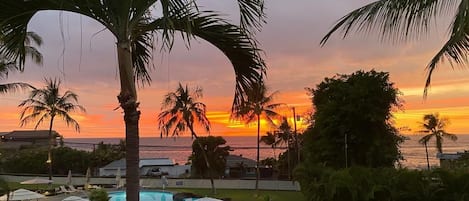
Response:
[108,191,174,201]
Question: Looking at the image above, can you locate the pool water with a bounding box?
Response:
[108,191,174,201]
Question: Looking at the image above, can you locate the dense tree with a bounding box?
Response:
[189,136,230,179]
[304,70,405,168]
[2,148,48,174]
[90,141,126,172]
[18,78,85,179]
[233,83,282,190]
[418,113,457,169]
[320,1,469,95]
[0,32,42,94]
[1,143,125,175]
[51,147,91,175]
[1,2,266,199]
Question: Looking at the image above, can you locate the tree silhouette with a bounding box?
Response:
[233,83,282,190]
[320,1,469,96]
[418,113,457,169]
[18,78,85,180]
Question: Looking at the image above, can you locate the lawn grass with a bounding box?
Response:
[7,182,60,191]
[168,188,306,201]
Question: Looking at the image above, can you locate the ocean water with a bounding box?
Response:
[65,135,469,169]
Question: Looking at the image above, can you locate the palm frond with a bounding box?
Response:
[442,132,458,141]
[418,134,433,145]
[320,0,457,45]
[145,11,265,113]
[424,1,469,95]
[0,82,33,94]
[57,111,81,132]
[237,0,266,33]
[0,61,18,79]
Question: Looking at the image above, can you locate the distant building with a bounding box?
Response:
[225,155,255,178]
[0,130,61,149]
[99,158,191,178]
[437,152,469,169]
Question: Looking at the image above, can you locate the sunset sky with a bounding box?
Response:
[2,0,469,138]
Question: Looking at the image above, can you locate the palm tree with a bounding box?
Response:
[18,78,85,180]
[0,31,42,94]
[260,131,279,159]
[233,83,282,190]
[1,2,266,200]
[158,83,210,138]
[157,83,217,193]
[418,113,457,169]
[276,117,294,179]
[320,1,469,95]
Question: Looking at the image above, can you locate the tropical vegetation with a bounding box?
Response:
[189,136,230,180]
[0,141,126,176]
[320,1,469,95]
[0,31,42,94]
[418,113,457,170]
[158,83,218,193]
[233,83,282,190]
[1,1,266,200]
[303,70,405,168]
[295,166,469,201]
[18,78,85,180]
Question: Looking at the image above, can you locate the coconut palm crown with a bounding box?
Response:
[418,113,457,154]
[158,82,210,138]
[320,1,469,95]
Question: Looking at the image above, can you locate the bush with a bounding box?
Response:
[295,166,469,201]
[89,189,109,201]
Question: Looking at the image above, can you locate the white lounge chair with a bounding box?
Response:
[59,185,73,194]
[68,185,79,192]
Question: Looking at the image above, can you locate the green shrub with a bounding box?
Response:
[295,166,469,201]
[89,189,109,201]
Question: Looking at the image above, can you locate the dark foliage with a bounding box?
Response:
[189,136,230,178]
[304,70,405,168]
[295,166,469,201]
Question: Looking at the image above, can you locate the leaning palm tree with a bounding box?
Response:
[157,83,217,193]
[18,78,86,180]
[418,113,457,170]
[233,83,282,190]
[0,31,42,94]
[1,1,266,200]
[320,1,469,95]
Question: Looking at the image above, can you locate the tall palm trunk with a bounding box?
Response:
[424,141,430,170]
[255,114,260,190]
[189,127,216,194]
[116,41,140,201]
[47,115,55,180]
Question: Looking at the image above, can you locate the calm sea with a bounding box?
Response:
[64,135,469,169]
